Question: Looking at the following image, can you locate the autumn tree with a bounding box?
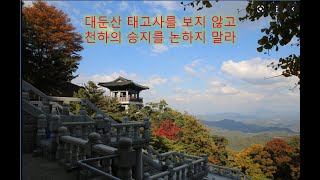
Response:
[288,136,300,179]
[22,1,83,95]
[182,1,300,88]
[265,138,297,180]
[232,144,276,179]
[145,100,228,165]
[153,120,182,140]
[233,149,269,180]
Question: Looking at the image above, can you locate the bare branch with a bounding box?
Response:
[264,74,283,80]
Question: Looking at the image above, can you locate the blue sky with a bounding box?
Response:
[24,1,300,121]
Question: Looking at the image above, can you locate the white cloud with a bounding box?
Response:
[170,76,182,83]
[184,60,214,76]
[207,80,239,95]
[72,71,138,86]
[207,86,239,95]
[209,81,226,87]
[144,1,179,12]
[184,66,196,76]
[22,1,34,7]
[221,57,293,85]
[120,1,129,11]
[143,76,168,88]
[151,44,169,54]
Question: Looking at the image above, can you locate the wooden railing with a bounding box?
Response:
[118,96,143,103]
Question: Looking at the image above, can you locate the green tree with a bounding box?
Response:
[100,96,125,122]
[126,104,145,122]
[22,1,83,94]
[71,81,105,116]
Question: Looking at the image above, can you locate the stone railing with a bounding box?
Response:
[61,121,96,140]
[33,113,151,155]
[207,164,249,180]
[55,128,137,180]
[107,117,150,147]
[144,151,208,180]
[77,155,121,180]
[22,80,117,123]
[144,145,161,163]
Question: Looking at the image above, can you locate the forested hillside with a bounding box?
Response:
[72,81,300,180]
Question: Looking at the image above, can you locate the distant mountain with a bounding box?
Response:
[202,119,298,133]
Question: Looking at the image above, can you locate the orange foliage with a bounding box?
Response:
[23,1,82,52]
[152,120,182,140]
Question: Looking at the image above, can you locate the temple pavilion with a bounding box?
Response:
[98,76,149,111]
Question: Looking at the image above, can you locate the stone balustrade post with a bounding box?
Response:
[179,151,186,165]
[103,117,112,144]
[95,114,104,135]
[168,164,174,180]
[104,117,112,133]
[114,138,136,180]
[51,103,58,115]
[86,132,102,170]
[187,160,193,178]
[143,173,150,180]
[157,154,163,167]
[176,169,181,180]
[33,114,47,156]
[87,125,93,134]
[165,158,171,168]
[48,114,61,160]
[56,126,68,162]
[202,154,209,176]
[80,102,87,116]
[123,116,129,123]
[194,163,198,174]
[133,126,138,140]
[116,127,121,142]
[181,167,186,179]
[64,143,72,170]
[71,145,79,168]
[144,117,151,144]
[125,127,130,137]
[70,127,76,137]
[62,101,70,115]
[22,90,30,101]
[103,132,111,144]
[133,147,143,180]
[78,147,86,161]
[75,126,82,138]
[82,125,88,140]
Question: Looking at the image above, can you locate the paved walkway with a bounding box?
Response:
[22,153,76,180]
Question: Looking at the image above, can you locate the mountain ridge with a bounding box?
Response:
[202,119,298,134]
